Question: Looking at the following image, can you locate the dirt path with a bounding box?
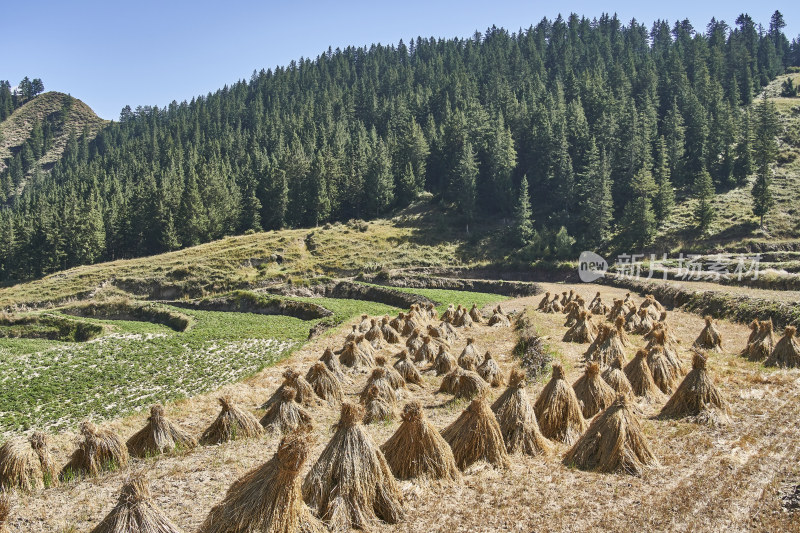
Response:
[5,281,800,532]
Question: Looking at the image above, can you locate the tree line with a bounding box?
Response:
[0,12,798,281]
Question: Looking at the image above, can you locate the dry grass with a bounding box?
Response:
[302,403,404,530]
[88,473,183,533]
[199,430,325,533]
[0,494,12,533]
[441,397,509,471]
[126,405,197,458]
[381,401,461,481]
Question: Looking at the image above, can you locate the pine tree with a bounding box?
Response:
[453,141,478,220]
[513,175,534,246]
[365,137,394,216]
[752,93,778,229]
[580,140,612,245]
[693,167,715,232]
[652,136,675,221]
[620,166,658,247]
[732,108,754,186]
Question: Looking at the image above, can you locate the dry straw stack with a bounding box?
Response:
[394,350,422,385]
[563,311,596,344]
[563,394,658,475]
[317,347,348,383]
[200,430,325,533]
[766,326,800,368]
[458,338,482,369]
[260,387,313,435]
[126,405,197,458]
[303,403,404,530]
[359,368,397,406]
[624,349,664,403]
[602,354,634,397]
[448,365,489,401]
[746,320,775,362]
[405,328,424,354]
[381,317,401,344]
[477,352,504,387]
[694,316,723,352]
[660,352,730,425]
[533,364,587,445]
[572,363,615,419]
[61,421,129,481]
[338,340,374,372]
[375,356,406,390]
[414,336,436,363]
[363,385,396,424]
[442,396,510,470]
[432,345,457,375]
[647,344,681,394]
[88,473,184,533]
[491,369,552,456]
[305,362,343,406]
[263,369,319,410]
[365,319,384,349]
[381,401,461,481]
[0,431,57,492]
[200,397,264,445]
[469,304,483,324]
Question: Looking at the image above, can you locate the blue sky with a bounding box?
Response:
[3,1,798,120]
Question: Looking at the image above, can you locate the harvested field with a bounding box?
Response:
[2,282,800,532]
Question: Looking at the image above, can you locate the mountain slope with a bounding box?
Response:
[0,91,107,193]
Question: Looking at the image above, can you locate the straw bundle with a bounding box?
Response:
[0,431,57,492]
[89,473,184,533]
[593,322,626,366]
[263,369,320,410]
[623,350,663,403]
[345,324,359,344]
[624,305,642,333]
[365,319,384,349]
[339,341,375,372]
[0,494,12,533]
[451,367,489,401]
[694,316,723,352]
[126,405,197,458]
[316,347,349,383]
[381,401,461,481]
[746,320,775,362]
[442,397,510,470]
[563,311,596,344]
[425,302,438,320]
[413,336,437,364]
[488,310,511,327]
[61,421,129,481]
[563,395,658,475]
[356,335,376,358]
[469,304,483,324]
[572,363,615,418]
[647,345,681,394]
[491,369,552,456]
[602,354,634,397]
[537,292,551,310]
[607,298,626,322]
[305,362,344,406]
[438,366,466,395]
[533,365,587,445]
[375,356,406,390]
[358,314,371,332]
[393,350,422,385]
[381,317,401,344]
[363,385,396,424]
[260,387,313,435]
[441,304,456,323]
[359,368,397,406]
[477,352,504,387]
[402,316,423,336]
[584,324,608,362]
[660,352,730,425]
[766,326,800,368]
[200,397,264,445]
[405,328,424,353]
[432,345,457,376]
[200,430,325,533]
[302,403,404,530]
[459,338,483,369]
[390,313,405,335]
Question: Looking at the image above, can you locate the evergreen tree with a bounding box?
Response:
[453,141,478,220]
[365,137,394,216]
[513,175,534,246]
[652,136,675,221]
[693,167,715,232]
[580,141,612,245]
[752,93,778,228]
[732,108,754,186]
[620,166,658,247]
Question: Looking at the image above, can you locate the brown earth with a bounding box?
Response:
[6,282,800,532]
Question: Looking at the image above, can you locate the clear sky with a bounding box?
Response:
[3,1,798,120]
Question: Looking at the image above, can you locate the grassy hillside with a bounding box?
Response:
[651,73,800,252]
[0,91,107,186]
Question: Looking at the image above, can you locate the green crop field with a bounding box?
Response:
[0,289,507,435]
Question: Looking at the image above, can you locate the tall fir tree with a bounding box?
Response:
[752,93,778,228]
[513,175,534,247]
[652,136,675,222]
[693,167,716,232]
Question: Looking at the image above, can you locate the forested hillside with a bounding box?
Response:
[1,12,799,282]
